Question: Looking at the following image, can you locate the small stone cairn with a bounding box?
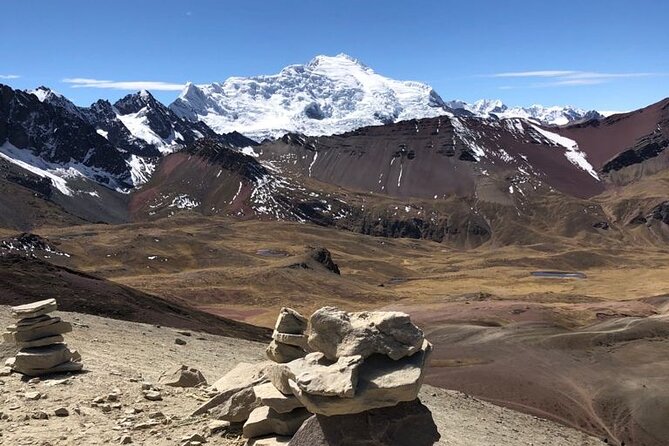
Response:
[2,298,83,376]
[196,306,440,446]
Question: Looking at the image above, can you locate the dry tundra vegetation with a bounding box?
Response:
[0,215,667,445]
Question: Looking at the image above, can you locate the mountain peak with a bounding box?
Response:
[306,53,369,71]
[28,86,63,103]
[170,54,446,140]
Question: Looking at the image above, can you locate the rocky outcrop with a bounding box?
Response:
[199,306,439,445]
[3,299,83,376]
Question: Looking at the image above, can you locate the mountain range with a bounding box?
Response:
[170,54,602,141]
[0,54,667,246]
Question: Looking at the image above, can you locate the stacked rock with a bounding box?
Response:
[2,298,83,376]
[197,306,440,446]
[266,308,309,363]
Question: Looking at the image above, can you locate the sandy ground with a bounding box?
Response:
[0,307,603,446]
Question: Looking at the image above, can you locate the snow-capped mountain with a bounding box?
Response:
[170,53,451,141]
[447,99,603,126]
[22,86,256,188]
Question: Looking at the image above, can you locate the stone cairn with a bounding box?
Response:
[2,298,83,376]
[196,306,440,446]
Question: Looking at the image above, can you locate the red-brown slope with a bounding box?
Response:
[0,254,270,341]
[557,97,669,169]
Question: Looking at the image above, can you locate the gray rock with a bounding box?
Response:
[54,407,69,417]
[289,340,432,416]
[193,361,273,416]
[16,335,65,349]
[143,390,162,401]
[10,299,57,319]
[243,406,311,439]
[274,308,308,335]
[308,307,424,361]
[8,316,61,333]
[11,321,72,343]
[159,365,207,388]
[13,344,73,371]
[273,353,362,399]
[212,361,274,393]
[15,360,83,377]
[288,399,440,446]
[272,331,309,350]
[208,386,260,423]
[253,382,303,413]
[266,340,306,363]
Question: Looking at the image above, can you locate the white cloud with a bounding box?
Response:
[484,70,664,88]
[0,74,20,79]
[63,78,185,91]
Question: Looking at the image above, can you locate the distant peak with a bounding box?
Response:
[28,86,63,102]
[179,81,204,99]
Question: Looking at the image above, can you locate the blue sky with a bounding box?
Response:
[1,0,667,111]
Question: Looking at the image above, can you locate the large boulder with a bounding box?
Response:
[243,406,311,438]
[307,307,424,361]
[288,399,440,446]
[288,340,432,416]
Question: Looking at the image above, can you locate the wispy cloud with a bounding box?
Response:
[483,70,664,87]
[63,78,186,91]
[490,70,578,78]
[0,74,20,79]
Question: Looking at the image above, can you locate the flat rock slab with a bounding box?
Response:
[194,361,273,418]
[274,308,308,335]
[288,399,440,446]
[273,332,309,350]
[213,361,274,393]
[276,353,363,398]
[14,344,74,371]
[12,321,72,343]
[208,386,260,422]
[11,299,57,319]
[16,335,65,349]
[10,317,61,333]
[243,406,311,439]
[159,365,207,388]
[16,360,83,377]
[266,340,306,364]
[253,382,303,413]
[289,340,432,416]
[307,307,424,360]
